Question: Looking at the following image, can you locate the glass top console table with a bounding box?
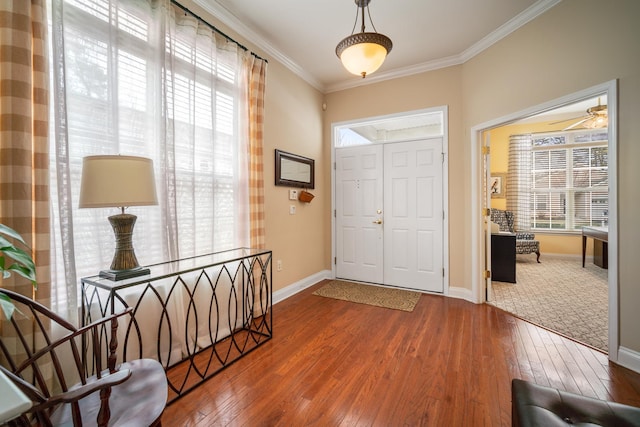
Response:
[81,248,272,403]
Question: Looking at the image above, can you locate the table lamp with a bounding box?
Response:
[79,155,158,281]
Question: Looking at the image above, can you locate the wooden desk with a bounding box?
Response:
[582,226,608,269]
[491,233,516,283]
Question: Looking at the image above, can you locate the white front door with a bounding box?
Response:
[335,138,444,292]
[384,139,444,292]
[335,145,384,283]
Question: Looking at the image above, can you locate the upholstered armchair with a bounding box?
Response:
[490,208,541,263]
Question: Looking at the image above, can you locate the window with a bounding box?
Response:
[529,130,608,231]
[49,0,250,317]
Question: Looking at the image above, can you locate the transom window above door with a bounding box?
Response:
[334,109,444,147]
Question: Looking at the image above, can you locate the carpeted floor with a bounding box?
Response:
[488,255,608,352]
[313,280,421,312]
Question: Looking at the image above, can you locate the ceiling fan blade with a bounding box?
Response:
[550,115,588,125]
[563,117,590,131]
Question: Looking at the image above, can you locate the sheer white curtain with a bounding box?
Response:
[49,0,254,320]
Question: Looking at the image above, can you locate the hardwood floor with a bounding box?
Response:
[162,280,640,426]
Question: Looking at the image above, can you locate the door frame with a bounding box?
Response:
[331,106,450,294]
[469,80,619,362]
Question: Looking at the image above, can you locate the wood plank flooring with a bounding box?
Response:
[161,280,640,426]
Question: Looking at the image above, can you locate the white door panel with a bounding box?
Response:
[335,145,384,283]
[335,138,443,293]
[384,139,443,292]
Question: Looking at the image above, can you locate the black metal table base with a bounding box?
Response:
[81,248,272,403]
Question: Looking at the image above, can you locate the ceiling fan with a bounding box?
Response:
[550,98,608,130]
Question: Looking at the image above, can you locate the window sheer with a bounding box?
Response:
[49,0,260,320]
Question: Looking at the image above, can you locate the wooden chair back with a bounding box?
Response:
[0,288,133,426]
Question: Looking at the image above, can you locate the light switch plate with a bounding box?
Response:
[289,189,298,200]
[289,205,296,215]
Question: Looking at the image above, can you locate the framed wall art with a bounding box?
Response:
[490,173,506,199]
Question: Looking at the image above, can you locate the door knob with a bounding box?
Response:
[372,219,383,224]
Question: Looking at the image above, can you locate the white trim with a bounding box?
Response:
[193,0,324,91]
[326,0,562,93]
[272,270,332,305]
[447,286,474,302]
[470,80,621,366]
[330,106,449,296]
[618,346,640,374]
[325,55,463,94]
[606,80,619,363]
[194,0,560,94]
[459,0,561,63]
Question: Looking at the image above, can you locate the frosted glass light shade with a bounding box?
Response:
[79,155,158,208]
[336,32,392,78]
[340,42,387,77]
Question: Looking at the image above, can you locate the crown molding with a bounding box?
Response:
[192,0,325,92]
[459,0,562,62]
[325,55,463,93]
[194,0,561,94]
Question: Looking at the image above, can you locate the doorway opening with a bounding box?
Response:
[471,80,618,360]
[331,107,449,294]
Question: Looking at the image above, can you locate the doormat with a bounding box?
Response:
[313,280,421,312]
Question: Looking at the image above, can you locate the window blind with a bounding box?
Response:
[526,130,608,231]
[49,0,251,319]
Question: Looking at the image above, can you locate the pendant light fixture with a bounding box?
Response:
[336,0,392,78]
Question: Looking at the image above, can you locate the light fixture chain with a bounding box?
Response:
[366,5,378,33]
[336,0,392,78]
[350,6,358,35]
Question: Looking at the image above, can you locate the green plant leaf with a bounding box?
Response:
[0,294,16,320]
[0,224,37,318]
[1,246,36,270]
[8,264,37,285]
[0,224,28,246]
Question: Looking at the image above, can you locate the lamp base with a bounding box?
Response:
[99,266,150,281]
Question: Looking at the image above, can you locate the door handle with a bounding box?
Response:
[372,219,383,224]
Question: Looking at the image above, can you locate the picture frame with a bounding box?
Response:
[275,149,315,189]
[490,173,506,198]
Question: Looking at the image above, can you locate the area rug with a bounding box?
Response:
[313,280,420,312]
[489,256,608,352]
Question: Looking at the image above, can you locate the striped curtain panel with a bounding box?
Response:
[506,134,533,231]
[0,0,52,378]
[248,57,267,249]
[0,0,51,304]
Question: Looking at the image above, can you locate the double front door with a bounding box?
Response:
[335,138,444,293]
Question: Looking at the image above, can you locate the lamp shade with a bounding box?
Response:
[79,155,158,208]
[338,37,390,77]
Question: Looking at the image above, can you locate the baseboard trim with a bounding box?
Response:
[617,346,640,374]
[447,286,476,303]
[273,270,332,305]
[273,274,478,305]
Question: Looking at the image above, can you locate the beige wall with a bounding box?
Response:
[463,0,640,352]
[324,67,466,286]
[189,0,640,353]
[263,61,326,291]
[326,1,640,353]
